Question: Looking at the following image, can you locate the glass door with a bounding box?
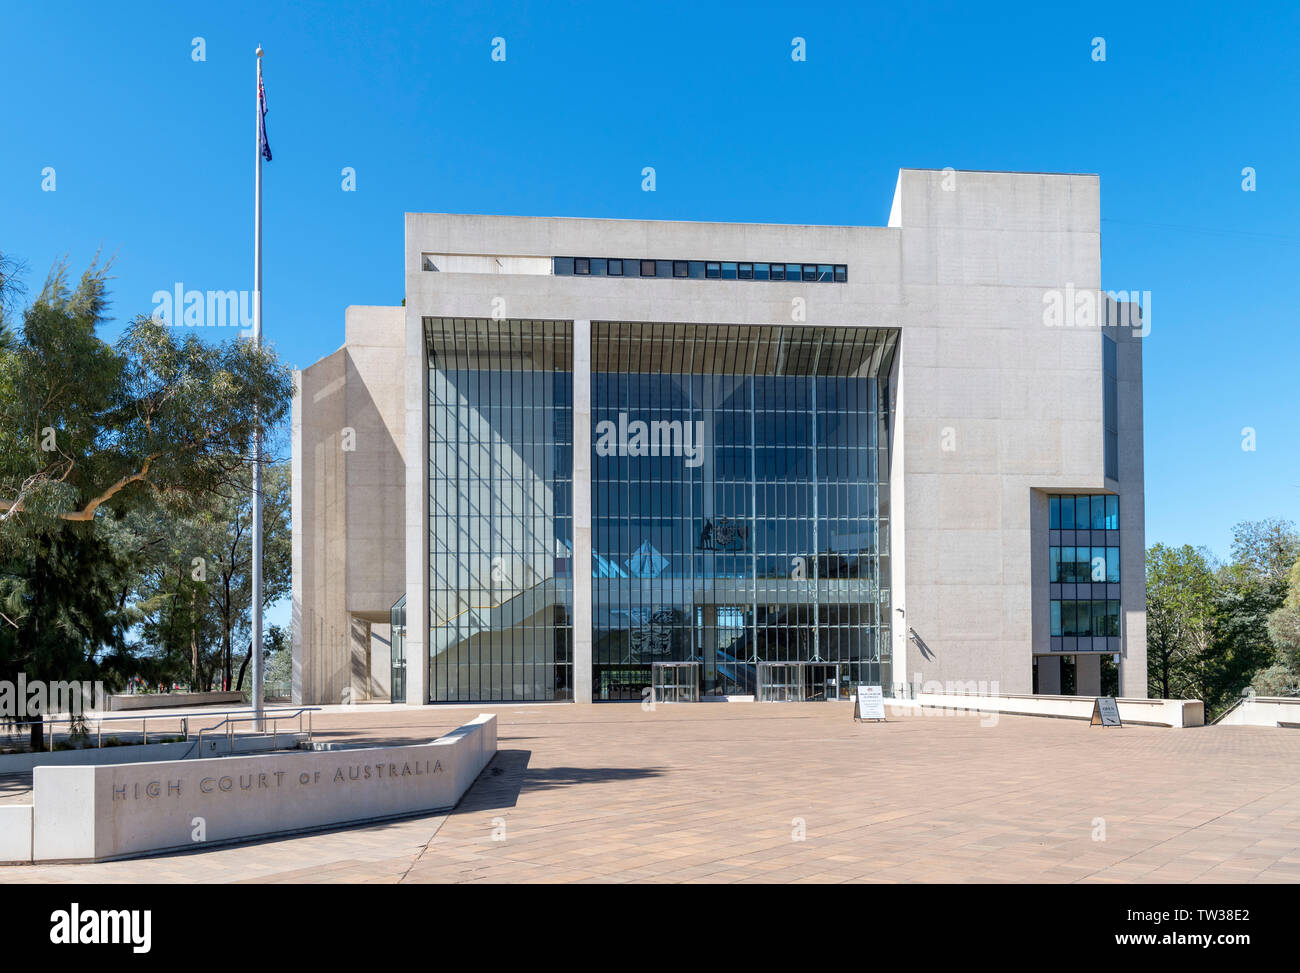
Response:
[651,662,700,703]
[390,595,406,703]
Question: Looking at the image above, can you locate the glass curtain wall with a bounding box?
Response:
[425,318,574,701]
[591,323,897,701]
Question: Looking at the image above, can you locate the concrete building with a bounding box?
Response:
[291,168,1146,706]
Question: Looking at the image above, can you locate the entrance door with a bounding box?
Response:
[759,662,842,701]
[651,662,700,703]
[806,663,842,701]
[758,662,802,702]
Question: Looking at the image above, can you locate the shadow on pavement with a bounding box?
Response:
[452,749,665,815]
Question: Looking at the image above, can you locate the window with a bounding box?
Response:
[1048,494,1122,664]
[554,256,848,284]
[1050,494,1118,533]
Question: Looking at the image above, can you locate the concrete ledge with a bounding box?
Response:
[0,733,305,775]
[893,693,1203,727]
[108,691,245,711]
[0,805,32,863]
[1215,696,1300,728]
[23,713,496,863]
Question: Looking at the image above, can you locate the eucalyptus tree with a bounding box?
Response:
[0,257,293,748]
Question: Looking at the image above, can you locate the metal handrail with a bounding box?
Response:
[3,706,319,752]
[193,708,316,757]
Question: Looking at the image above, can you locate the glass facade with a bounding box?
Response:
[591,323,898,701]
[1047,494,1121,652]
[426,319,574,701]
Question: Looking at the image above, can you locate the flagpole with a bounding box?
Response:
[251,45,265,732]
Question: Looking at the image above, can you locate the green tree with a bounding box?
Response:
[1256,553,1300,695]
[1146,543,1216,700]
[203,462,291,693]
[0,258,293,748]
[1216,519,1299,708]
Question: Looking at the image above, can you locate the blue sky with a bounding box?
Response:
[2,0,1298,584]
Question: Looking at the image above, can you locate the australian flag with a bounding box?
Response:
[258,71,272,161]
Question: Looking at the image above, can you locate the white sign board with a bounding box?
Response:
[854,685,885,722]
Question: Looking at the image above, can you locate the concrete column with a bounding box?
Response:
[887,347,907,696]
[1075,653,1102,697]
[349,617,370,704]
[572,319,593,703]
[404,309,429,705]
[1037,655,1062,694]
[1115,310,1147,698]
[290,371,304,704]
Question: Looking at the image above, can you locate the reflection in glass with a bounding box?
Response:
[591,323,898,701]
[426,319,574,702]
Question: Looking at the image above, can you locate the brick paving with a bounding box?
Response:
[2,701,1299,883]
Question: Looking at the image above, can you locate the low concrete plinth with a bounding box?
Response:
[20,713,496,863]
[1215,696,1300,727]
[108,691,245,711]
[0,806,32,863]
[892,693,1203,727]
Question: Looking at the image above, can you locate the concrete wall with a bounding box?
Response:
[888,169,1111,696]
[1215,696,1300,727]
[293,306,406,704]
[23,715,496,863]
[108,691,243,711]
[891,692,1202,727]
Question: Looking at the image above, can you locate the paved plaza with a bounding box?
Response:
[3,702,1299,883]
